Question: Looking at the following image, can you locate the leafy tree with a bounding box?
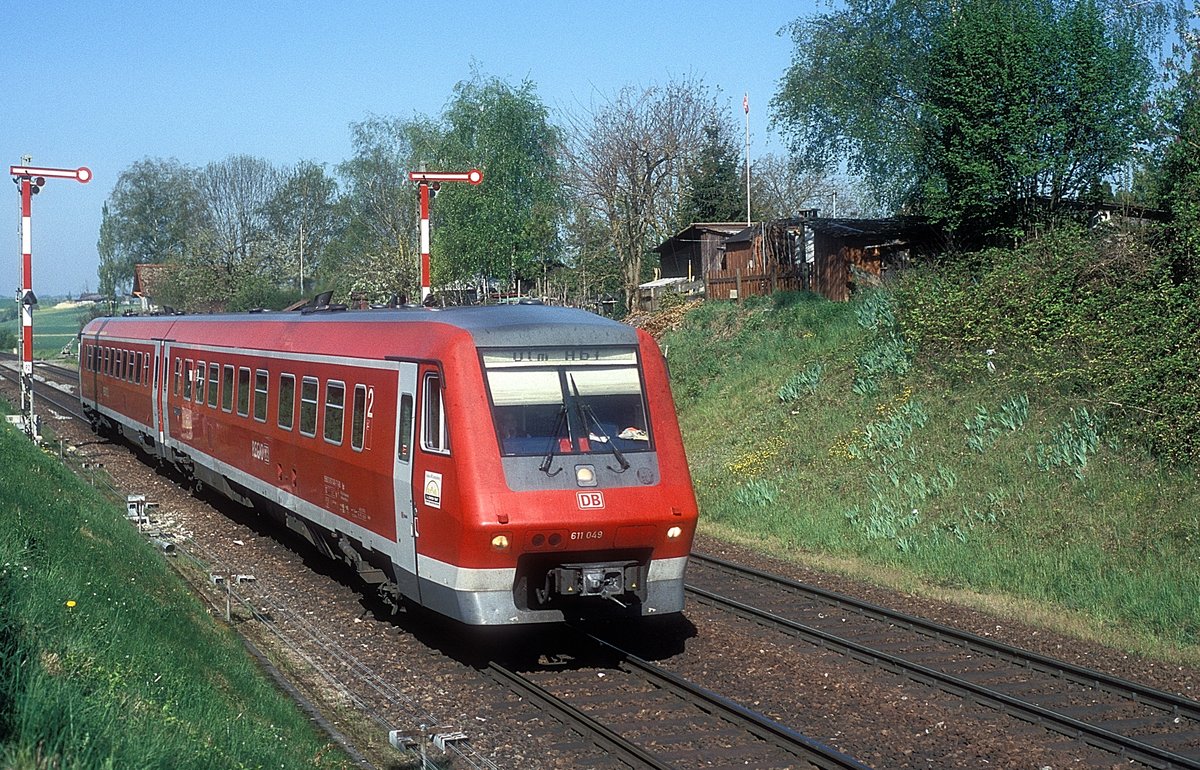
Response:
[773,0,945,209]
[331,115,442,302]
[265,161,341,294]
[679,116,745,226]
[567,76,719,311]
[923,0,1155,241]
[434,73,565,296]
[774,0,1164,241]
[1152,6,1200,279]
[96,158,205,297]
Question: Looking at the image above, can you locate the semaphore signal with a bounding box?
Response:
[9,161,92,442]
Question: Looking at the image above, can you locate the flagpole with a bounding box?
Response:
[743,93,751,225]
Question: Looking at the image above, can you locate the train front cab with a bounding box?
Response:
[411,337,696,625]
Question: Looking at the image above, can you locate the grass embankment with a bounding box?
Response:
[0,421,350,769]
[668,231,1200,660]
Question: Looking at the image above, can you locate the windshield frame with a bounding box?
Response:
[479,345,654,459]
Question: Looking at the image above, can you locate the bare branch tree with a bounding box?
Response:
[566,76,717,311]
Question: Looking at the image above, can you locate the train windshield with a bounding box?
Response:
[482,347,652,458]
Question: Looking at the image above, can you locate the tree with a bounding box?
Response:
[773,0,1164,240]
[773,0,945,209]
[265,161,341,293]
[679,116,744,226]
[331,115,442,302]
[749,153,840,221]
[96,158,205,297]
[922,0,1155,241]
[434,73,566,295]
[567,77,718,311]
[1152,5,1200,277]
[153,155,284,310]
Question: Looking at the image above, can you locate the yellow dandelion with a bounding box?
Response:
[65,600,76,608]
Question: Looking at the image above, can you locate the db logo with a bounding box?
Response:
[576,491,605,509]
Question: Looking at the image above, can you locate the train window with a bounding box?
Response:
[144,355,152,387]
[184,360,194,400]
[299,377,318,437]
[351,385,366,451]
[254,370,268,422]
[221,365,234,412]
[421,372,449,454]
[105,348,112,377]
[237,368,251,417]
[397,394,413,463]
[324,381,345,445]
[173,358,182,396]
[119,350,128,381]
[277,374,295,430]
[207,364,219,408]
[481,347,652,457]
[195,361,206,404]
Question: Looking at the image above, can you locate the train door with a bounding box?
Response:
[152,340,169,450]
[391,361,420,600]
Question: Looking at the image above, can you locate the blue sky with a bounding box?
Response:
[4,2,816,296]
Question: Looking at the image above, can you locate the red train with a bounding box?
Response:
[79,304,698,625]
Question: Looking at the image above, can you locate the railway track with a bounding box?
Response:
[14,353,1200,767]
[686,552,1200,769]
[4,357,874,767]
[487,629,869,770]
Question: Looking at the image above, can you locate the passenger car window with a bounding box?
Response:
[278,374,295,430]
[237,368,251,416]
[254,370,269,422]
[299,377,318,437]
[324,381,345,445]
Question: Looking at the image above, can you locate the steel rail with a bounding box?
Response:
[689,552,1200,770]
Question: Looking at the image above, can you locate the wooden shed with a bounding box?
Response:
[807,217,940,301]
[653,222,748,284]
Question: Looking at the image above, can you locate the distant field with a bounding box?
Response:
[3,301,108,359]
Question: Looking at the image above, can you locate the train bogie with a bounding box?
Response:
[79,304,698,625]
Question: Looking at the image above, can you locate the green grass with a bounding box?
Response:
[0,420,351,770]
[2,301,109,359]
[670,291,1200,655]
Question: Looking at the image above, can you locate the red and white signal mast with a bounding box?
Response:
[9,161,92,441]
[406,168,483,301]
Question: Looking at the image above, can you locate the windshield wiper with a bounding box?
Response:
[539,404,568,476]
[569,376,629,473]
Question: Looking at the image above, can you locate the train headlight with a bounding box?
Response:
[575,464,597,487]
[491,534,510,551]
[667,526,683,539]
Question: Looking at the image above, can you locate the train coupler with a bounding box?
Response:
[543,560,644,604]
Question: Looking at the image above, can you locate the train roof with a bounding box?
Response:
[82,304,642,354]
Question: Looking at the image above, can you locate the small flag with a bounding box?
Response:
[743,93,749,114]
